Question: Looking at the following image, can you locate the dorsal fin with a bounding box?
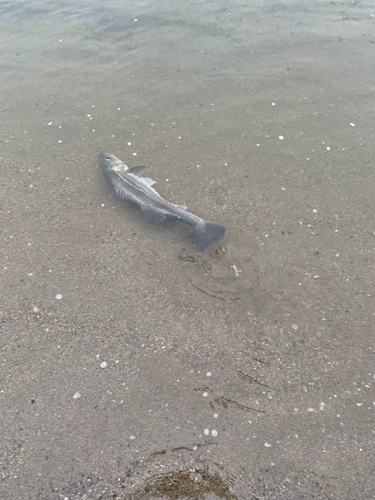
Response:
[142,177,156,186]
[127,165,148,175]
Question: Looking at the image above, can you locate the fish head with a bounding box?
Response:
[99,152,128,172]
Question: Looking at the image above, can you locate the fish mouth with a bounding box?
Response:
[100,152,115,164]
[100,152,124,171]
[100,152,129,175]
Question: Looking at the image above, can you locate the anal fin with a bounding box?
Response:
[141,206,167,223]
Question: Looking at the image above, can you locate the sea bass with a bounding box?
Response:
[100,152,225,252]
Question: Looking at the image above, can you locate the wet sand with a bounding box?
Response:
[1,1,374,499]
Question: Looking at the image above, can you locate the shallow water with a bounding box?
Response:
[1,1,374,499]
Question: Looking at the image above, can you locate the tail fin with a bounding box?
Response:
[195,220,226,252]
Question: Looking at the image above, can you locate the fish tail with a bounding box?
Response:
[194,220,226,252]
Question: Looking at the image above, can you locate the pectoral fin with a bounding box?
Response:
[115,187,131,201]
[141,206,167,223]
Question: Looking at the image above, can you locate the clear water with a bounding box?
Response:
[1,1,374,498]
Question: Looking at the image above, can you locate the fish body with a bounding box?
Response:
[100,152,225,252]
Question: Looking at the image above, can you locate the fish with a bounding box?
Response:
[100,152,225,252]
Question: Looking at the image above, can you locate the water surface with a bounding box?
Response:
[1,1,374,498]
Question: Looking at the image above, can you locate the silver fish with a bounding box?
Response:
[100,152,225,252]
